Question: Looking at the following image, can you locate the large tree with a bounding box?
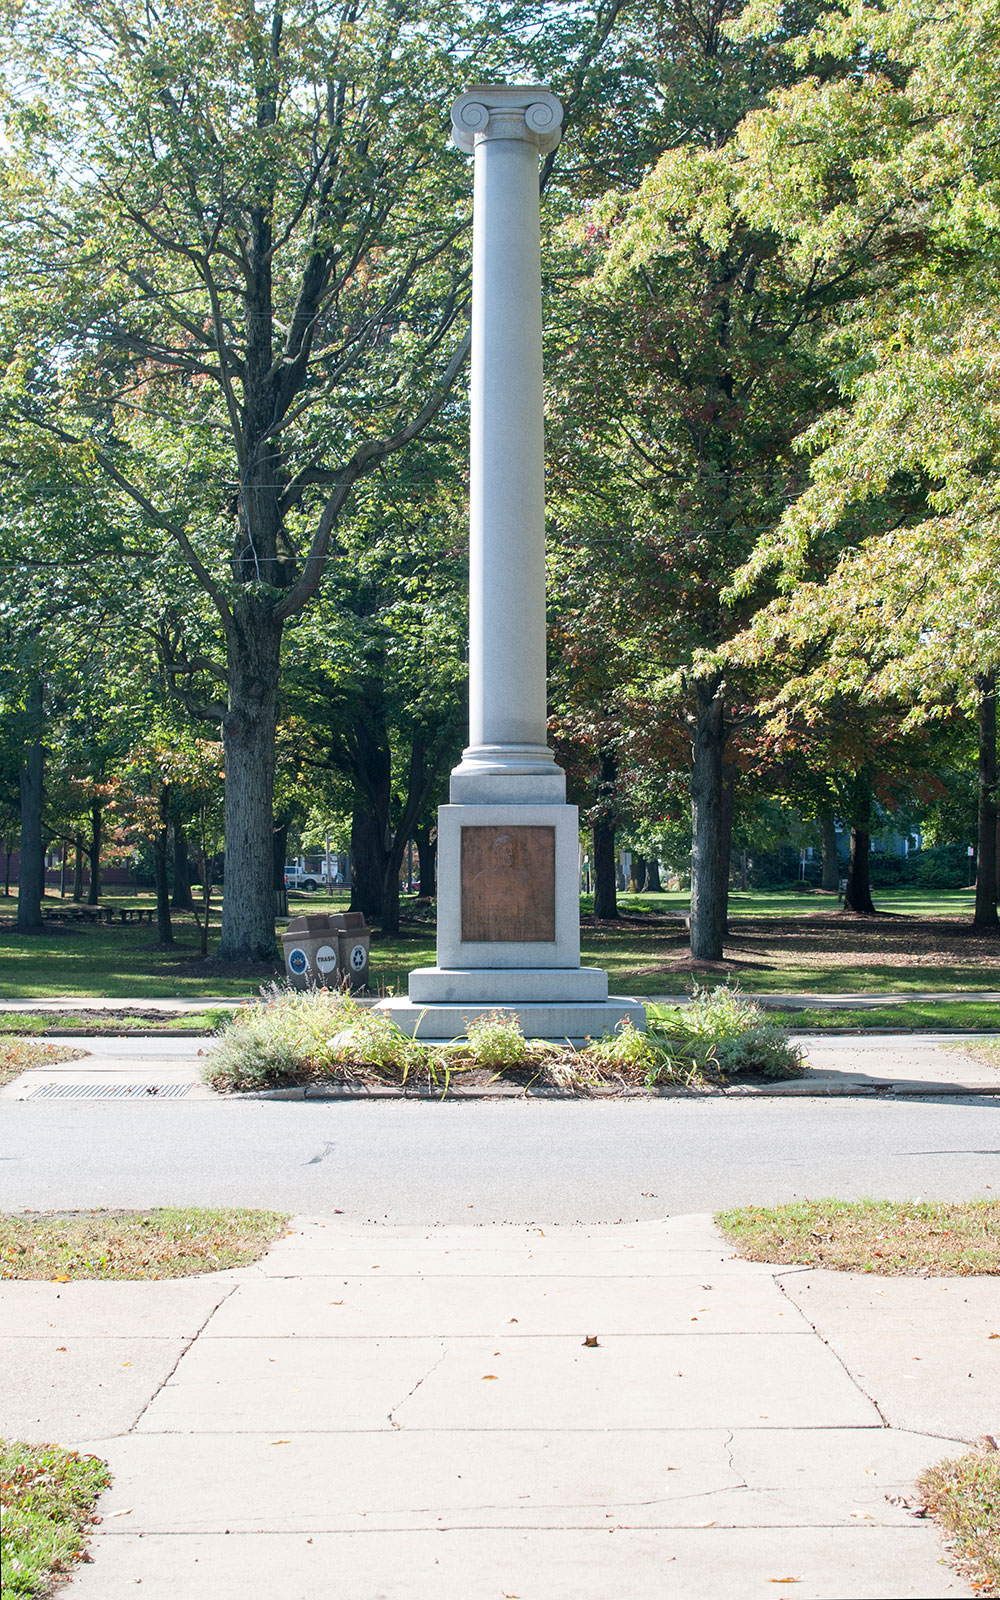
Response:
[1,0,483,958]
[1,0,635,959]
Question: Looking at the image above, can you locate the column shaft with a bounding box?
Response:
[468,132,548,754]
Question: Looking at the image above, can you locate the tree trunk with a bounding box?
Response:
[350,802,385,921]
[415,824,436,897]
[592,747,618,919]
[844,827,876,913]
[172,820,194,910]
[974,671,999,928]
[3,840,12,896]
[273,817,289,920]
[218,601,282,961]
[17,676,45,932]
[629,854,647,893]
[689,682,729,961]
[645,857,662,893]
[348,700,394,925]
[73,833,84,901]
[819,808,840,891]
[153,783,173,945]
[87,802,102,905]
[380,840,403,937]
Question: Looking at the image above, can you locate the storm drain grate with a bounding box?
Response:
[28,1083,194,1100]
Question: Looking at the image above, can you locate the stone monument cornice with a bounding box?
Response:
[450,84,563,154]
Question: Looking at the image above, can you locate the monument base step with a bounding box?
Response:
[375,996,645,1044]
[407,966,607,1004]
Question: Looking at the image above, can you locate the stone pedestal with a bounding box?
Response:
[378,85,644,1044]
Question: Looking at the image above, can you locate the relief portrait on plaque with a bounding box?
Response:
[461,825,556,942]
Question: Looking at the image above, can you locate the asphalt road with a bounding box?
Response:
[1,1095,998,1222]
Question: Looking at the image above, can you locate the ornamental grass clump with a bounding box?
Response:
[203,984,351,1091]
[652,986,802,1080]
[585,1020,703,1087]
[314,1002,435,1081]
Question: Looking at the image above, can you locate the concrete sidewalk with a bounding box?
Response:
[2,1215,987,1599]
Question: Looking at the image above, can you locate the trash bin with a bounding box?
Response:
[281,913,370,992]
[335,912,370,993]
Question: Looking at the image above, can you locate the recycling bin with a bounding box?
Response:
[335,912,370,993]
[282,912,370,992]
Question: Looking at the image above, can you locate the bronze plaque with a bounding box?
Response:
[461,826,556,943]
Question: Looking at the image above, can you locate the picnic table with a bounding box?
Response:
[40,905,155,926]
[42,905,115,925]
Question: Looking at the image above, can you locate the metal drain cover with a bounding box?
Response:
[28,1083,194,1099]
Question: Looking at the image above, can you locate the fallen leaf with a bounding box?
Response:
[52,1276,70,1284]
[989,1333,999,1339]
[768,1581,801,1586]
[583,1335,600,1347]
[122,1361,132,1367]
[55,1346,66,1352]
[330,1300,344,1306]
[692,1519,715,1527]
[482,1374,499,1380]
[270,1439,291,1445]
[107,1509,132,1518]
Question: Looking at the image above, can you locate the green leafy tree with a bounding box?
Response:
[543,0,913,961]
[0,0,637,962]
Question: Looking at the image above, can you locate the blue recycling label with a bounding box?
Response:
[288,947,308,974]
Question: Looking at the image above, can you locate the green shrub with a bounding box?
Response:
[912,843,970,889]
[460,1010,531,1068]
[204,985,355,1091]
[651,987,802,1080]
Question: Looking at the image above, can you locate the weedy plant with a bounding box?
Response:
[650,987,802,1080]
[460,1010,531,1069]
[203,983,349,1091]
[586,1021,705,1087]
[314,1001,441,1083]
[204,982,801,1094]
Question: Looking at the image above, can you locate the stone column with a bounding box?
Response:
[376,84,644,1042]
[449,86,565,804]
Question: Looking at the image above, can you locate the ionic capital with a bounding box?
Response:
[451,85,563,155]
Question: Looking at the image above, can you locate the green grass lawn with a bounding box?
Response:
[766,1001,1000,1031]
[1,884,997,1003]
[0,889,249,999]
[0,1039,85,1085]
[0,1438,111,1599]
[0,1207,289,1279]
[0,1008,235,1036]
[716,1198,1000,1274]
